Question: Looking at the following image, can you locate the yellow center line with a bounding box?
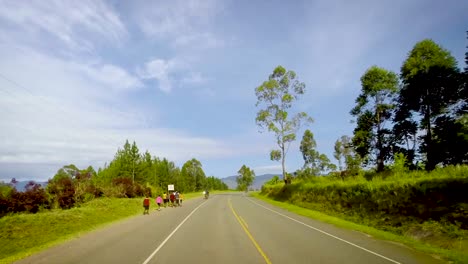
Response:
[228,197,272,264]
[239,216,249,228]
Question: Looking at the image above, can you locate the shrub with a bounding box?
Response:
[100,185,126,198]
[47,177,76,209]
[110,177,150,198]
[0,182,49,216]
[392,153,409,173]
[262,166,468,229]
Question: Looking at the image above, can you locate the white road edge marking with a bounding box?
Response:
[142,201,206,264]
[247,198,402,264]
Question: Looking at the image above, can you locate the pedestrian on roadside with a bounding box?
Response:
[169,192,175,207]
[175,191,180,207]
[179,193,184,206]
[163,192,168,208]
[143,195,150,215]
[156,195,163,211]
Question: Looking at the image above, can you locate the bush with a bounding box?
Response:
[392,153,409,173]
[47,177,76,209]
[262,166,468,229]
[110,177,150,198]
[112,177,135,198]
[74,182,103,204]
[100,185,126,198]
[0,182,49,216]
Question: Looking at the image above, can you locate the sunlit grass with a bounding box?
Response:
[0,192,205,263]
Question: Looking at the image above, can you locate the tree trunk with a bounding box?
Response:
[425,109,435,170]
[376,127,384,172]
[376,95,384,172]
[282,145,288,184]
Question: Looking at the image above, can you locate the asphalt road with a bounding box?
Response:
[15,193,445,264]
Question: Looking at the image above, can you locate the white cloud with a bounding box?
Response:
[0,0,127,53]
[138,59,177,92]
[135,0,224,49]
[1,46,142,98]
[79,63,143,92]
[0,48,232,181]
[138,58,205,92]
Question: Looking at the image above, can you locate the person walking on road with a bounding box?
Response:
[163,192,168,208]
[143,195,150,215]
[179,193,184,206]
[156,195,163,211]
[175,191,180,207]
[169,192,175,207]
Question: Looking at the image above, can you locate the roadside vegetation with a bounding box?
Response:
[0,190,226,263]
[260,166,468,262]
[252,191,468,264]
[0,140,228,219]
[0,198,144,263]
[254,35,468,263]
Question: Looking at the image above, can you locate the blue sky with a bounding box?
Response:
[0,0,466,181]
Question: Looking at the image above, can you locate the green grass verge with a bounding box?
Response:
[250,192,468,264]
[0,192,204,263]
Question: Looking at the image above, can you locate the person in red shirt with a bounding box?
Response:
[169,192,175,207]
[143,195,150,215]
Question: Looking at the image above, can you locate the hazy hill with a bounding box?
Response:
[8,181,48,192]
[221,173,278,190]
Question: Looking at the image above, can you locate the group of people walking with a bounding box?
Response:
[143,191,184,215]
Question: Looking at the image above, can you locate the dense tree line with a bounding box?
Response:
[255,35,467,180]
[347,37,467,173]
[0,140,227,217]
[95,140,227,193]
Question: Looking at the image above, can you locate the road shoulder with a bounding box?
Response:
[250,193,463,263]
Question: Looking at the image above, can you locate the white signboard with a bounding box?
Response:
[168,184,174,191]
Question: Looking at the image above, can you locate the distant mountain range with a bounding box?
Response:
[221,173,279,190]
[7,181,48,192]
[4,175,278,192]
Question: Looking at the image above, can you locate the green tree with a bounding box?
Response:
[333,136,361,178]
[265,175,280,185]
[432,115,468,165]
[98,140,139,183]
[155,158,176,191]
[139,151,156,185]
[53,164,80,180]
[333,138,343,171]
[255,66,313,184]
[351,66,398,172]
[205,176,228,191]
[397,39,460,170]
[333,136,352,171]
[180,159,206,192]
[236,165,255,191]
[466,31,468,72]
[392,111,418,168]
[300,129,335,175]
[128,141,141,183]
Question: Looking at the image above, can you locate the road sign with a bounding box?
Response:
[168,184,174,191]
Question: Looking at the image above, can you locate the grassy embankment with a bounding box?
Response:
[256,165,468,264]
[0,190,232,263]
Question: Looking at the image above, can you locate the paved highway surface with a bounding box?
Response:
[15,193,444,264]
